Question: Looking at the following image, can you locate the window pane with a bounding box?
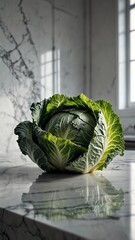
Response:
[45,62,52,75]
[130,8,135,30]
[41,65,45,77]
[130,31,135,60]
[130,0,135,5]
[130,61,135,102]
[45,51,52,62]
[45,75,53,99]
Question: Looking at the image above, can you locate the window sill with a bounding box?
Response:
[117,108,135,117]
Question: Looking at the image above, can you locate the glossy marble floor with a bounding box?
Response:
[0,150,135,240]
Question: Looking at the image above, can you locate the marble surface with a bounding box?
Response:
[0,150,135,240]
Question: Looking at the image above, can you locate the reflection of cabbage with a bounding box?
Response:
[15,94,124,173]
[22,174,124,221]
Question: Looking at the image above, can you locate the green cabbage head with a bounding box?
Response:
[14,94,124,173]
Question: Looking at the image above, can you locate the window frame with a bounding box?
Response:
[127,0,135,107]
[117,0,135,116]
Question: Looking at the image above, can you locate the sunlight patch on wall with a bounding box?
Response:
[41,49,60,99]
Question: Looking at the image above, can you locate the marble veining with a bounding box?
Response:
[0,0,85,155]
[0,150,135,240]
[0,15,35,81]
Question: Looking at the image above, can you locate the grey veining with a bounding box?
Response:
[0,150,135,240]
[0,0,85,155]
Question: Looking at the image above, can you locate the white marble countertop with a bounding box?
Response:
[0,151,135,240]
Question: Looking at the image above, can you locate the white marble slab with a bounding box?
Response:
[0,0,86,155]
[0,150,135,239]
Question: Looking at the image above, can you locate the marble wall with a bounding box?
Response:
[0,0,86,155]
[90,0,117,107]
[1,0,133,158]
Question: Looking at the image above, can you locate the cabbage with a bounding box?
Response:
[14,94,124,173]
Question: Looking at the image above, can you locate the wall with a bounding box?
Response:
[90,0,135,135]
[90,0,117,107]
[0,0,86,156]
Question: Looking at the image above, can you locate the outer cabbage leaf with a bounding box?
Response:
[30,99,48,127]
[30,94,69,129]
[89,100,125,172]
[34,127,87,171]
[14,121,55,172]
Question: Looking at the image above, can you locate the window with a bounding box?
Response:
[128,0,135,104]
[118,0,135,110]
